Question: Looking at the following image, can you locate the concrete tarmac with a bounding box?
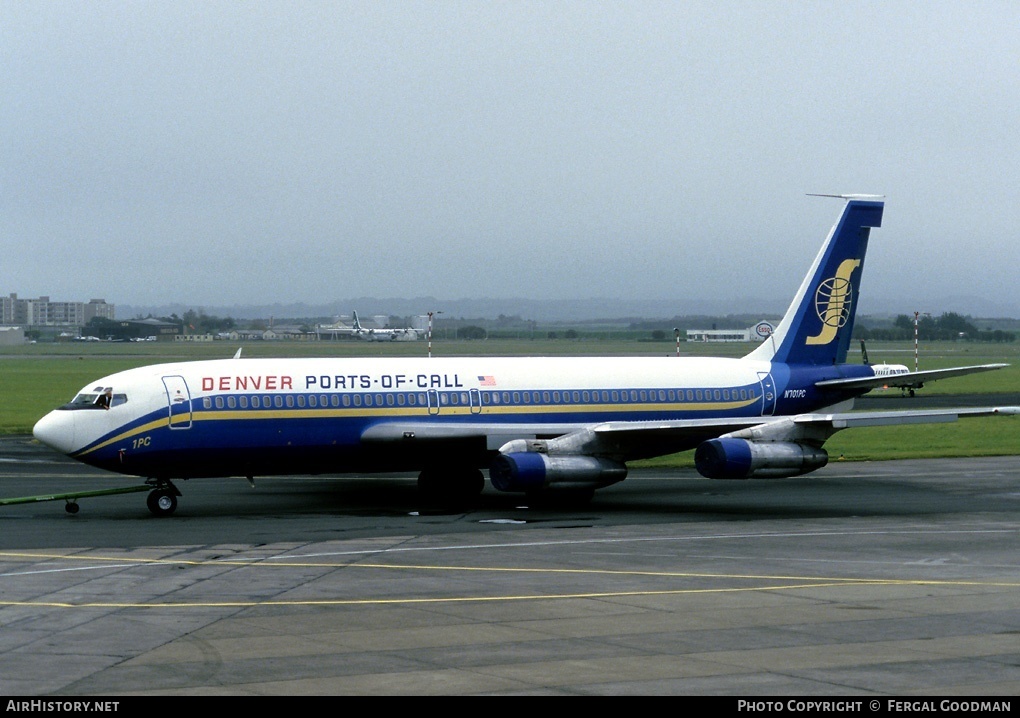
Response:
[1,436,1018,696]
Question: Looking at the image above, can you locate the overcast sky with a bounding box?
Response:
[4,1,1019,317]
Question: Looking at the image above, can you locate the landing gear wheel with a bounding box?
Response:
[146,489,178,517]
[457,468,485,497]
[64,501,79,515]
[417,467,485,509]
[525,487,595,508]
[417,469,443,499]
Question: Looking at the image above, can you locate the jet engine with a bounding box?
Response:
[694,438,828,480]
[489,453,627,493]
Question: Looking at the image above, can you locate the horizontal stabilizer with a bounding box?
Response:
[816,363,1009,392]
[795,405,1020,430]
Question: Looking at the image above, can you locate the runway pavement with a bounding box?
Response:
[1,436,1018,696]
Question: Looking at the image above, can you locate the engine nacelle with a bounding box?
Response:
[694,438,828,480]
[489,453,627,492]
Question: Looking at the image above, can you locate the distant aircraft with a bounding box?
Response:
[32,196,1016,515]
[856,340,979,398]
[860,340,913,395]
[351,311,419,342]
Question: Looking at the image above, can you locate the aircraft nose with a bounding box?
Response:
[33,411,76,455]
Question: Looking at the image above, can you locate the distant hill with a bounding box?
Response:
[118,293,1018,323]
[118,297,784,323]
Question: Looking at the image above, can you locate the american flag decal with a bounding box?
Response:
[478,375,496,386]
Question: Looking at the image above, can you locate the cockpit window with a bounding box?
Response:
[62,387,128,410]
[69,393,101,407]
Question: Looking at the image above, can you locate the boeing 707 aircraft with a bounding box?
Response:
[32,196,1016,515]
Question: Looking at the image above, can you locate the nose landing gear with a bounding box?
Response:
[145,479,182,517]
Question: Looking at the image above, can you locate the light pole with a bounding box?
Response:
[427,311,443,358]
[913,311,931,372]
[674,327,680,357]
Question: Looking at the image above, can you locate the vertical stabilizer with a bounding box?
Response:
[745,197,884,366]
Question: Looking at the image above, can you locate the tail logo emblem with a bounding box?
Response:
[806,258,861,345]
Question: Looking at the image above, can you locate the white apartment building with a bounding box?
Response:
[1,294,115,326]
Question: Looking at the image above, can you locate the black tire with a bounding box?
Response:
[417,467,484,509]
[525,487,595,508]
[146,489,178,517]
[458,468,485,497]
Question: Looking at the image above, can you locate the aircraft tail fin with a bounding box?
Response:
[352,311,362,331]
[744,196,884,366]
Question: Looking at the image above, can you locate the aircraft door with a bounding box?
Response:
[427,389,440,415]
[162,375,193,429]
[469,389,482,414]
[757,371,777,417]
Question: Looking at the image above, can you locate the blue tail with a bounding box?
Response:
[745,196,884,366]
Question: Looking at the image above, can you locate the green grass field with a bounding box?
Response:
[3,339,1017,464]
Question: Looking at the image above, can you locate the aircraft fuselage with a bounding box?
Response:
[33,355,872,480]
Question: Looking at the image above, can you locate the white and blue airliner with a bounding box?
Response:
[33,196,1016,515]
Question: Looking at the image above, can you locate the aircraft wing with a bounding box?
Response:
[362,404,1019,461]
[815,363,1008,392]
[360,416,773,458]
[361,421,585,443]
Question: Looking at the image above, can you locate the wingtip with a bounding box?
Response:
[806,193,885,201]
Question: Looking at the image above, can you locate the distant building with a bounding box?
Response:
[263,325,316,341]
[126,317,179,341]
[687,321,774,343]
[1,294,115,327]
[224,329,267,342]
[0,326,25,345]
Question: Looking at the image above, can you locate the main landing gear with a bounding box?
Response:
[145,479,182,517]
[417,467,485,508]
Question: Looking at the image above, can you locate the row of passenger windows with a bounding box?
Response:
[199,387,756,411]
[202,393,431,410]
[487,388,754,404]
